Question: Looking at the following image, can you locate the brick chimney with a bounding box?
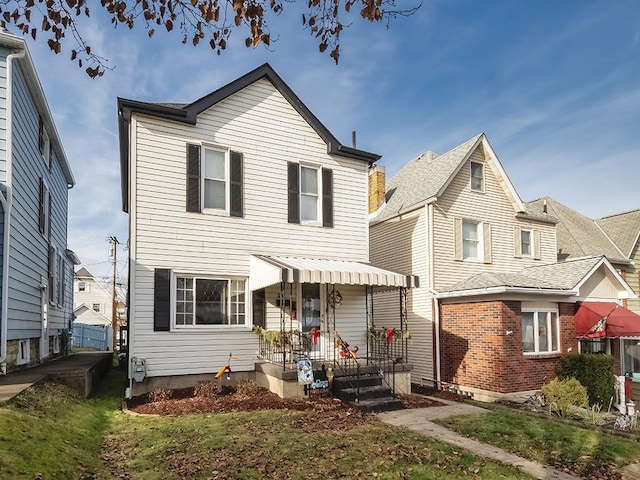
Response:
[368,165,386,214]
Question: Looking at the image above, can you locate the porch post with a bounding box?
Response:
[280,281,286,371]
[400,287,408,362]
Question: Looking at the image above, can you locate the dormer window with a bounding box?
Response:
[470,161,484,192]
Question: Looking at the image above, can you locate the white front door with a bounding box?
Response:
[41,279,49,360]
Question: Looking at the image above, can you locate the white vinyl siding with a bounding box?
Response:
[129,79,370,377]
[73,276,115,324]
[370,209,433,385]
[433,145,556,290]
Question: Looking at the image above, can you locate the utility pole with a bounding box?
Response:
[108,236,119,355]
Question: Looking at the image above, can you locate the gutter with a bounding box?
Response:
[436,286,576,299]
[0,46,26,373]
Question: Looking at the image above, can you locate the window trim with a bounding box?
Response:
[299,163,321,224]
[48,244,57,305]
[39,178,52,240]
[77,281,87,292]
[92,303,102,313]
[462,219,483,262]
[522,307,560,355]
[57,254,65,307]
[470,161,485,193]
[171,273,249,330]
[521,228,533,257]
[201,145,230,214]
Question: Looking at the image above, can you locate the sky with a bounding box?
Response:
[14,0,640,286]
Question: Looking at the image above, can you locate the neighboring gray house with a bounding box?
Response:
[0,31,78,374]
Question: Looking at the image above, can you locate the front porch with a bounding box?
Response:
[252,282,414,399]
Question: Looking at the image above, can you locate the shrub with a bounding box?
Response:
[541,377,588,417]
[557,354,615,406]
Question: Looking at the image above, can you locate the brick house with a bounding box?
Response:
[369,133,636,401]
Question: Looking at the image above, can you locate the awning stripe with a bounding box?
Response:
[249,255,418,290]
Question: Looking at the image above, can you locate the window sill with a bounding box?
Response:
[523,352,561,359]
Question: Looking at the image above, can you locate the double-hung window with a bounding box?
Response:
[462,220,481,260]
[470,161,484,192]
[521,229,532,257]
[39,178,51,239]
[300,165,319,222]
[455,218,492,263]
[287,162,333,227]
[203,147,227,211]
[186,143,243,217]
[522,307,559,354]
[175,276,246,327]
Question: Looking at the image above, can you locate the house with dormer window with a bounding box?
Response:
[369,134,636,402]
[119,64,416,399]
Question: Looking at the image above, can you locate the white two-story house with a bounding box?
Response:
[118,64,415,398]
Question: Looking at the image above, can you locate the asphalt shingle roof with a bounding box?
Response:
[372,134,483,224]
[596,209,640,258]
[442,256,603,293]
[527,197,628,264]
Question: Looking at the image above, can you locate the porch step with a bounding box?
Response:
[333,373,382,390]
[349,396,404,412]
[337,384,393,402]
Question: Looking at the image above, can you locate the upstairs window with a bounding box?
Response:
[186,144,243,217]
[462,220,481,260]
[287,162,333,227]
[77,281,88,292]
[300,165,319,222]
[38,115,51,169]
[92,303,101,313]
[454,218,492,263]
[203,147,227,211]
[514,227,541,260]
[470,161,484,192]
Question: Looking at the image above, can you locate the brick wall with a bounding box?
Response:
[440,300,579,394]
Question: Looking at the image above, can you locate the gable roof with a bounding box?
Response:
[596,208,640,258]
[372,133,531,224]
[440,256,632,299]
[75,267,94,279]
[527,197,630,265]
[118,63,380,213]
[0,31,75,187]
[73,304,111,326]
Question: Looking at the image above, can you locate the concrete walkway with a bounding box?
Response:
[378,398,582,480]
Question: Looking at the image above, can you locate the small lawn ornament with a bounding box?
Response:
[215,353,238,386]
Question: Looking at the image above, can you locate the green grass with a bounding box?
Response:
[0,370,125,479]
[437,404,640,477]
[109,410,533,479]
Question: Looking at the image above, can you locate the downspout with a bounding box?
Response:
[0,46,26,373]
[427,203,441,388]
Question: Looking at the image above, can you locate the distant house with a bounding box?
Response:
[118,64,415,398]
[0,31,78,374]
[74,267,115,324]
[369,134,636,401]
[527,199,640,395]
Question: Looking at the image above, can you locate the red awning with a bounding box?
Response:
[575,302,640,338]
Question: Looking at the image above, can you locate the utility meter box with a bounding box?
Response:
[132,357,146,383]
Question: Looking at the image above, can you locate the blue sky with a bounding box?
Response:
[17,0,640,284]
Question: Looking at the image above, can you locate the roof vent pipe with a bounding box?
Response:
[352,130,357,149]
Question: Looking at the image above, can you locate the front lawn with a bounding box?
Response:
[437,404,640,478]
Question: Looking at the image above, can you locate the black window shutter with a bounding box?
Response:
[38,116,44,155]
[186,144,201,213]
[47,191,52,241]
[154,268,171,332]
[230,151,243,217]
[322,168,333,228]
[287,162,300,224]
[38,178,45,234]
